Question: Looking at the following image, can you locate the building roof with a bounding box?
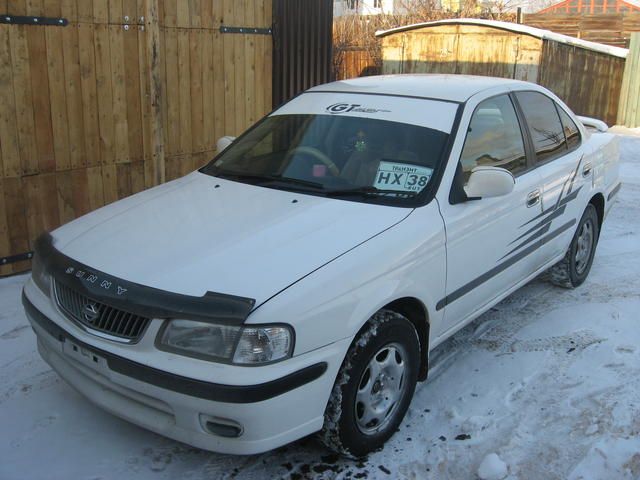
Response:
[307,74,534,102]
[375,18,629,58]
[538,0,640,13]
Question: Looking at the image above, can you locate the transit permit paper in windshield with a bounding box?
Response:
[373,161,433,193]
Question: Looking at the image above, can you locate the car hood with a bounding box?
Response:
[52,172,411,306]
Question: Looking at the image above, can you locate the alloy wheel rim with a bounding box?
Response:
[575,219,594,275]
[355,343,407,435]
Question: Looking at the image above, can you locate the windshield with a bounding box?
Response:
[201,112,451,205]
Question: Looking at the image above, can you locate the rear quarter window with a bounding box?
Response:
[556,107,581,151]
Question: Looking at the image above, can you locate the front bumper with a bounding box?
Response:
[23,282,350,454]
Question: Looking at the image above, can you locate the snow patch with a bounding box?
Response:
[569,438,640,480]
[478,453,508,480]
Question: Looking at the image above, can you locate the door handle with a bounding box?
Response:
[527,189,540,208]
[582,163,592,177]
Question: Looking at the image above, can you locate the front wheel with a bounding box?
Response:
[548,204,599,288]
[319,310,420,457]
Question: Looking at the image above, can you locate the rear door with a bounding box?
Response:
[513,91,588,265]
[437,93,543,337]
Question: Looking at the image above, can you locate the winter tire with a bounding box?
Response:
[548,204,599,288]
[320,309,420,457]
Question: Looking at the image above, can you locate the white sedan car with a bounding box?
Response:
[23,75,620,457]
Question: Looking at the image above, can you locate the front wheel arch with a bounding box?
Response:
[380,297,430,381]
[320,309,421,457]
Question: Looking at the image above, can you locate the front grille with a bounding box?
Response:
[54,281,150,343]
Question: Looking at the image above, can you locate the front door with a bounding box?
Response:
[436,93,543,339]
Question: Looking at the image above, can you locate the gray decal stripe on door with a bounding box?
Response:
[436,219,577,311]
[511,205,567,244]
[565,155,583,196]
[521,155,583,228]
[500,222,552,261]
[558,186,582,207]
[521,186,582,227]
[607,182,622,201]
[505,183,582,261]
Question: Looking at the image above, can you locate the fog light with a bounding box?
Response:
[200,414,243,438]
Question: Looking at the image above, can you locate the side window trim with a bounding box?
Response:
[509,91,537,173]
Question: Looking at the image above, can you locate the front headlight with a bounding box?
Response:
[157,320,293,365]
[31,252,51,295]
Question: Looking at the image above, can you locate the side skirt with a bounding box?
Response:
[430,251,567,350]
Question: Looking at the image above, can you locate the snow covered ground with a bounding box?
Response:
[1,135,639,480]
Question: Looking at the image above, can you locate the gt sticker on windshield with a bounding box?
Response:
[326,103,391,115]
[373,161,433,193]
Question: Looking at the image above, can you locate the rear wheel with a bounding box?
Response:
[320,310,420,457]
[548,204,599,288]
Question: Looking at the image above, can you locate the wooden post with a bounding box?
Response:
[618,33,640,128]
[144,0,165,186]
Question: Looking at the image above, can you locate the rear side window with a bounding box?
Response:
[460,94,527,183]
[557,107,581,151]
[515,91,567,163]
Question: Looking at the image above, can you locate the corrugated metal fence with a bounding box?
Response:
[272,0,333,106]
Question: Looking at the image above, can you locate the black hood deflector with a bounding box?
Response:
[35,233,255,324]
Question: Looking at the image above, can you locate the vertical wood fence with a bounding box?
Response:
[0,0,273,275]
[618,32,640,127]
[333,47,380,80]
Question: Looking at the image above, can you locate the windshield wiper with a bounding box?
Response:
[325,186,419,198]
[216,172,325,190]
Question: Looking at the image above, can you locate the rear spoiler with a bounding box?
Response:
[577,116,608,133]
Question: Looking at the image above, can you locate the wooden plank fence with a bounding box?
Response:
[524,12,640,48]
[618,32,640,127]
[0,0,273,275]
[334,47,380,80]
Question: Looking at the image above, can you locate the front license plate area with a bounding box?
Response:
[62,340,107,374]
[373,161,433,193]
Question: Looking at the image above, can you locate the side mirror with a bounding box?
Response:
[216,136,236,153]
[464,166,515,199]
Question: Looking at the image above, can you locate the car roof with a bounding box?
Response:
[306,74,534,103]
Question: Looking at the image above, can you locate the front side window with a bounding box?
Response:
[515,91,567,164]
[201,113,450,205]
[460,94,527,183]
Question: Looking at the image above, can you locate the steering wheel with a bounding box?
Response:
[285,146,340,176]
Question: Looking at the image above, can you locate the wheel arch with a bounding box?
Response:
[381,297,430,381]
[589,193,605,236]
